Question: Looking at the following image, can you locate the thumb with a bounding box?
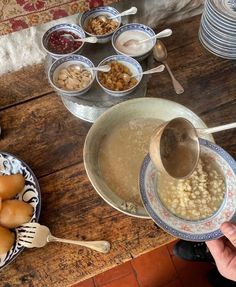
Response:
[221,222,236,247]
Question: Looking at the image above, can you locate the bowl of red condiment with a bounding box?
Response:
[42,23,86,59]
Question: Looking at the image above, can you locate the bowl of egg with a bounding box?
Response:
[79,6,121,44]
[48,54,95,97]
[0,152,41,269]
[140,138,236,241]
[96,54,142,97]
[42,23,86,59]
[112,23,156,61]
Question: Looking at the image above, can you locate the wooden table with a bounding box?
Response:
[0,15,235,287]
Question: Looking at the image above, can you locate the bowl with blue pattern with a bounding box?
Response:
[139,139,236,241]
[79,6,121,44]
[0,152,41,270]
[42,23,86,59]
[112,23,156,61]
[48,54,96,97]
[96,54,142,97]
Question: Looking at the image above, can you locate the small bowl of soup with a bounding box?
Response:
[112,23,156,61]
[139,138,236,241]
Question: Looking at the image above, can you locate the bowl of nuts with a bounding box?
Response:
[79,6,121,44]
[48,54,95,97]
[96,55,142,97]
[140,138,236,241]
[42,23,86,59]
[112,23,156,61]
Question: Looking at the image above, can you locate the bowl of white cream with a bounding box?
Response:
[112,23,156,61]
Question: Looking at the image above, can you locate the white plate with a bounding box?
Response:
[84,98,214,219]
[0,153,41,270]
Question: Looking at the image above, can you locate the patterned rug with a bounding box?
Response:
[0,0,118,35]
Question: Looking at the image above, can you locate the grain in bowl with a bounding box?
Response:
[157,155,226,220]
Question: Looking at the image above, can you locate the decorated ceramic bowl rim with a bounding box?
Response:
[41,23,86,57]
[0,152,41,269]
[79,6,121,39]
[112,23,156,57]
[96,54,143,94]
[139,138,236,241]
[48,54,96,95]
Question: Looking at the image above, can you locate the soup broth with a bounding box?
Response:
[157,156,226,220]
[99,118,162,208]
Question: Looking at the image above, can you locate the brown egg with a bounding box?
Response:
[0,174,25,200]
[0,226,15,255]
[0,200,33,228]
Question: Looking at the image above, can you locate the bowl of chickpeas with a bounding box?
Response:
[139,138,236,241]
[48,54,96,97]
[96,55,142,97]
[79,6,121,44]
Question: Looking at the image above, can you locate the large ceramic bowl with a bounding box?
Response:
[96,55,142,97]
[79,6,121,44]
[112,23,156,61]
[48,54,95,97]
[83,98,214,219]
[42,23,86,59]
[0,152,41,270]
[140,139,236,241]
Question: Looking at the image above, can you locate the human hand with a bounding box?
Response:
[206,222,236,281]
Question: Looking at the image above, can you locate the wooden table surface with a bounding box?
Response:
[0,15,235,287]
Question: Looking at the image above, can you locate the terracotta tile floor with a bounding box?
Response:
[72,240,215,287]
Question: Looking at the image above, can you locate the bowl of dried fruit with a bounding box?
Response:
[48,54,95,97]
[96,55,142,97]
[79,6,121,44]
[140,138,236,241]
[42,23,86,59]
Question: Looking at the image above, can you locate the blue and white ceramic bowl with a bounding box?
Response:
[42,23,86,59]
[112,23,156,61]
[79,6,121,44]
[0,152,41,270]
[140,139,236,241]
[96,55,142,97]
[48,55,96,97]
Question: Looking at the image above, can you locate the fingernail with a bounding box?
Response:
[222,223,236,235]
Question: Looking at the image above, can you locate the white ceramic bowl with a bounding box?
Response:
[140,139,236,241]
[48,55,95,97]
[42,23,85,59]
[96,55,142,97]
[83,98,214,219]
[79,6,121,44]
[112,23,156,61]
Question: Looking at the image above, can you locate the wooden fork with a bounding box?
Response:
[18,223,110,254]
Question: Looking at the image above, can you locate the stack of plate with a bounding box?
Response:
[199,0,236,59]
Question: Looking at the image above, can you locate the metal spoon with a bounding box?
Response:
[149,118,236,179]
[153,40,184,95]
[123,29,172,48]
[122,65,165,82]
[97,6,137,22]
[62,34,98,43]
[69,64,111,73]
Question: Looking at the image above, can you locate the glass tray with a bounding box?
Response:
[45,41,153,123]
